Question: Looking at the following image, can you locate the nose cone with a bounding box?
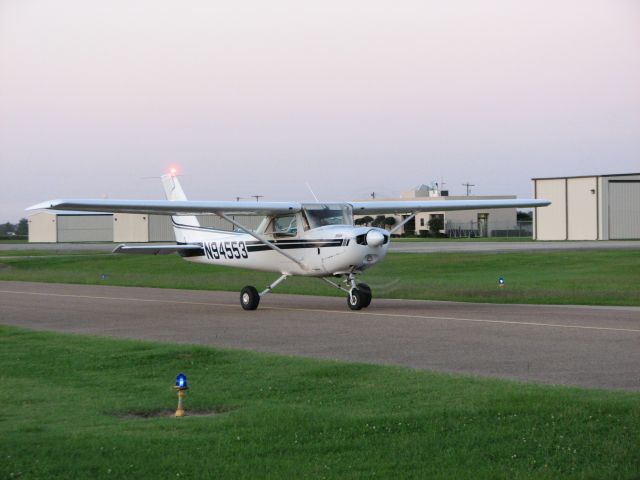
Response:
[366,229,386,247]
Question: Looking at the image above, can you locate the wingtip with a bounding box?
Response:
[26,200,60,211]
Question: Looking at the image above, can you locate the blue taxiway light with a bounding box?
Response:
[176,373,188,389]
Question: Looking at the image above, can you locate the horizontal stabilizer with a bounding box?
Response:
[112,244,203,255]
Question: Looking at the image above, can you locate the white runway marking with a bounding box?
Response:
[2,289,640,334]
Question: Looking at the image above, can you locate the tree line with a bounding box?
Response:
[1,219,28,237]
[355,214,445,236]
[354,215,396,229]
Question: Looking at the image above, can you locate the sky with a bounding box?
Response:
[1,0,639,222]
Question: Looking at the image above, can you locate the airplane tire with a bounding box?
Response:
[347,289,365,310]
[358,283,372,308]
[240,286,260,310]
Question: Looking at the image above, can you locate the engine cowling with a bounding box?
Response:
[365,229,386,247]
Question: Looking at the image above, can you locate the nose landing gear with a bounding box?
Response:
[347,282,372,310]
[349,283,372,310]
[321,275,373,310]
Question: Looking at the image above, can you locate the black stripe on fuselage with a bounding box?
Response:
[243,238,343,245]
[246,240,344,252]
[176,239,345,257]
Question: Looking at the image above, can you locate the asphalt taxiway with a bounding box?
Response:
[1,281,639,390]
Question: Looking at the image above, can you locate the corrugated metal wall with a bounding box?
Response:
[148,215,175,242]
[56,215,113,242]
[28,212,57,243]
[148,215,264,242]
[534,179,567,240]
[567,177,598,240]
[608,181,640,239]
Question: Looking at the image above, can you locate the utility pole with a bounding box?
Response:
[462,182,475,196]
[252,195,264,202]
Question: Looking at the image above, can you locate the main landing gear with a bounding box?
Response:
[240,286,260,310]
[240,274,289,310]
[240,273,373,311]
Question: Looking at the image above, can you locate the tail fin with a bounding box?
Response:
[160,173,200,243]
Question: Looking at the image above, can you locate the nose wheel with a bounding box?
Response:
[347,283,372,310]
[321,276,374,310]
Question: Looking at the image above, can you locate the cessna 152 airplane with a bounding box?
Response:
[29,171,550,311]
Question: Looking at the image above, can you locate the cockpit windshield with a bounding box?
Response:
[303,204,353,229]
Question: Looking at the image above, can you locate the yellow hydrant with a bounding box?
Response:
[174,373,189,417]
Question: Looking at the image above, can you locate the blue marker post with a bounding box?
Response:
[174,373,189,417]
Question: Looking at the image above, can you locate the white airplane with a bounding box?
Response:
[29,172,550,310]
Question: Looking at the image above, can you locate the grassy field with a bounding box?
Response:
[393,236,533,242]
[0,250,109,257]
[0,249,638,305]
[1,325,639,479]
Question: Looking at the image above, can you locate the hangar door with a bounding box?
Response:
[608,181,640,239]
[57,215,113,242]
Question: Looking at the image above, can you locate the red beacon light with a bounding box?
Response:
[169,167,178,176]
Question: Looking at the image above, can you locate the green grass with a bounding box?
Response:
[1,325,639,479]
[0,249,639,306]
[394,236,533,242]
[0,250,109,257]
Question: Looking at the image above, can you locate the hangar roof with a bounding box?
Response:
[532,173,640,181]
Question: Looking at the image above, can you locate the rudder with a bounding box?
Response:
[160,173,200,242]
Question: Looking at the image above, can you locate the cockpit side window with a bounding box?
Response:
[269,214,298,237]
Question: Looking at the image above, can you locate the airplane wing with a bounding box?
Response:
[27,199,301,216]
[349,198,550,214]
[112,244,203,255]
[28,198,550,217]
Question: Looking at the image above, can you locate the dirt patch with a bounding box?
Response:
[115,408,228,419]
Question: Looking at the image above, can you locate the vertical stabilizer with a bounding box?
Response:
[160,173,200,242]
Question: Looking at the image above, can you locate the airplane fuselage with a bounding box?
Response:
[180,225,390,277]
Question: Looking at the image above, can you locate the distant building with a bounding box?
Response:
[28,212,262,243]
[532,173,640,240]
[356,184,523,237]
[28,212,112,243]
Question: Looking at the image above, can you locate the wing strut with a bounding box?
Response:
[389,213,417,235]
[219,213,308,271]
